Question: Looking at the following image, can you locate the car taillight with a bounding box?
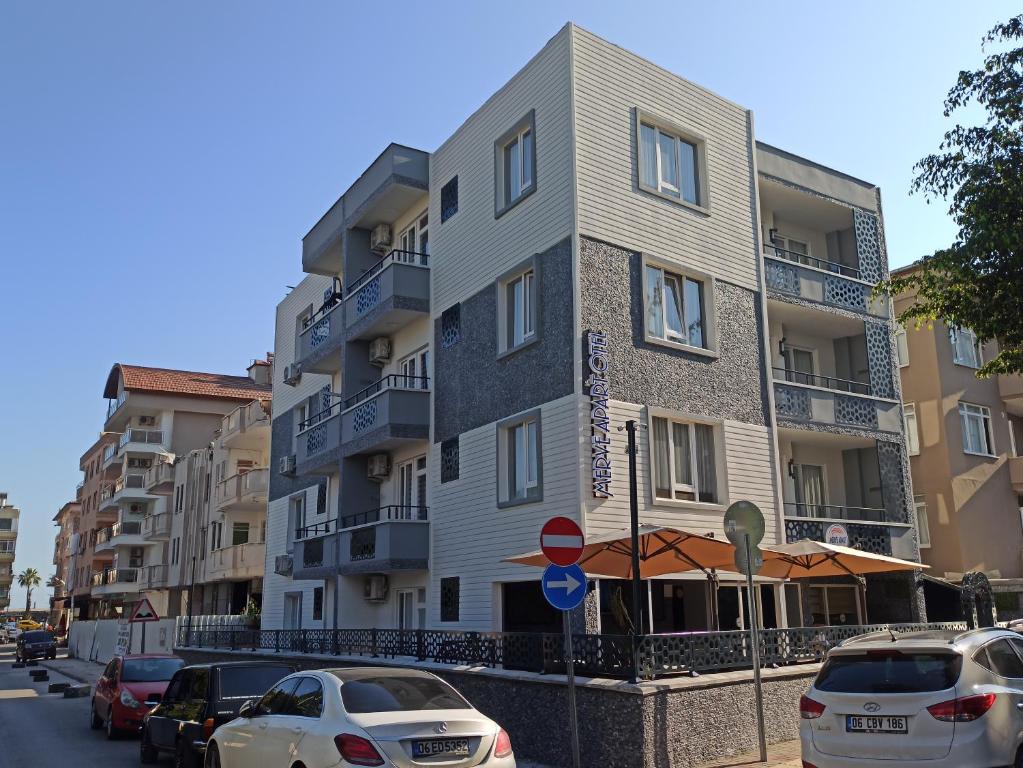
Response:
[202,718,215,740]
[494,728,512,758]
[334,734,384,766]
[927,693,996,722]
[799,695,826,719]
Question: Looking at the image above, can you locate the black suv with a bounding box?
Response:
[140,661,295,767]
[16,630,56,662]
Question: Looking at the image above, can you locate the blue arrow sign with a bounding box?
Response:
[542,563,587,611]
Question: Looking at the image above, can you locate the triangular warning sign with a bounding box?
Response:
[129,597,160,623]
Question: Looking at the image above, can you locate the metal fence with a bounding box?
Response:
[176,622,967,680]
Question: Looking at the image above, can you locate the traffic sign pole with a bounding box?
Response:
[563,611,581,768]
[745,533,768,764]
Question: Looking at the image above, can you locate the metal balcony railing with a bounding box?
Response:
[783,502,887,523]
[119,429,164,448]
[772,367,872,396]
[342,505,429,529]
[346,249,429,295]
[343,375,430,409]
[764,244,862,281]
[111,520,142,537]
[106,568,138,585]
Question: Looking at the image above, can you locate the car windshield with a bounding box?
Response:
[122,658,185,682]
[22,631,53,643]
[218,666,293,699]
[816,650,962,693]
[336,674,471,713]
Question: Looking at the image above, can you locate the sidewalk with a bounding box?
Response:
[39,653,104,685]
[697,740,802,767]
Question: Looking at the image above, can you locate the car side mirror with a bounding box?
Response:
[239,700,258,718]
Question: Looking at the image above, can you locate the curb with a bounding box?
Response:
[39,657,99,685]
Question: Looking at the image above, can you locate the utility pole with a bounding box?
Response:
[625,420,642,684]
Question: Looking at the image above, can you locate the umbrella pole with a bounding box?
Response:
[626,420,642,683]
[830,554,870,624]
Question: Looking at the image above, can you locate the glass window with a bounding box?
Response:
[978,640,1023,678]
[256,678,300,716]
[960,402,994,455]
[505,270,535,349]
[502,126,534,207]
[904,403,920,456]
[289,677,323,718]
[895,323,909,367]
[508,418,539,500]
[644,264,706,349]
[914,496,931,549]
[334,674,471,713]
[950,326,982,368]
[231,522,249,546]
[816,652,961,693]
[313,587,323,621]
[651,416,718,503]
[219,665,294,700]
[639,122,701,205]
[122,658,185,682]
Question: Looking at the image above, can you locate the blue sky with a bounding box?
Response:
[0,1,1014,610]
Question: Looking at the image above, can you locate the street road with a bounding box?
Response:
[0,644,144,768]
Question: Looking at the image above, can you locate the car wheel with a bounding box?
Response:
[89,699,103,730]
[105,708,119,740]
[140,729,158,764]
[204,741,220,768]
[175,740,196,768]
[1014,746,1023,768]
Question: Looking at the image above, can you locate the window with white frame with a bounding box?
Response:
[960,402,995,456]
[904,403,920,456]
[650,415,720,504]
[638,116,704,207]
[495,111,536,216]
[498,412,541,506]
[398,348,430,390]
[950,326,983,368]
[914,495,931,548]
[399,211,429,259]
[397,455,428,516]
[770,233,810,263]
[498,266,537,353]
[644,262,710,350]
[895,323,909,367]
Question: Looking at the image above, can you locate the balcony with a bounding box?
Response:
[118,428,166,455]
[340,375,430,455]
[142,512,172,541]
[91,567,140,596]
[1010,457,1023,494]
[94,520,144,553]
[144,459,175,495]
[292,508,429,580]
[102,443,122,476]
[207,542,265,582]
[295,405,343,476]
[214,468,269,512]
[296,299,344,374]
[220,400,271,450]
[111,474,152,504]
[773,382,901,435]
[1000,374,1023,416]
[0,547,14,563]
[764,246,888,319]
[98,484,119,512]
[344,250,430,341]
[141,564,170,589]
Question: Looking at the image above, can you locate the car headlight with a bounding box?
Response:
[120,690,141,709]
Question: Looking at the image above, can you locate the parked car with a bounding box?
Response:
[89,654,185,739]
[17,619,43,631]
[15,630,56,662]
[205,667,515,768]
[800,627,1023,768]
[141,661,295,767]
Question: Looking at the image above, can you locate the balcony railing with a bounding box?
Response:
[96,527,112,545]
[103,444,119,464]
[344,250,432,339]
[296,519,337,539]
[106,392,127,419]
[111,520,142,537]
[144,459,175,491]
[765,244,862,281]
[114,474,146,494]
[208,542,265,579]
[343,375,429,409]
[142,513,172,539]
[773,382,902,433]
[105,568,139,585]
[346,249,429,294]
[772,367,871,396]
[784,502,887,523]
[119,429,164,448]
[91,571,106,587]
[215,468,270,508]
[299,398,343,431]
[342,505,428,529]
[143,564,169,588]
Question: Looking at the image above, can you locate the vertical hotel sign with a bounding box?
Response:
[585,331,613,498]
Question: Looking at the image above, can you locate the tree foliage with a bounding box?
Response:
[878,14,1023,376]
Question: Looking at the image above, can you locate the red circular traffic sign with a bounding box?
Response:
[540,516,585,566]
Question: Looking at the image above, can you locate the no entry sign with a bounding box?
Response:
[540,516,585,567]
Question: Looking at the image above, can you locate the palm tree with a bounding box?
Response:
[17,568,41,615]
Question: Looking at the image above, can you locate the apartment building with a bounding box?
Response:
[265,23,920,634]
[894,269,1023,619]
[72,433,120,618]
[51,499,82,627]
[0,493,19,611]
[87,361,271,619]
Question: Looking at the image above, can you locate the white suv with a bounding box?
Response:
[801,627,1023,768]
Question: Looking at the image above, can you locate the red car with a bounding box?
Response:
[90,654,185,739]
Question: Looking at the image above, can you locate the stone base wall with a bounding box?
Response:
[175,648,816,768]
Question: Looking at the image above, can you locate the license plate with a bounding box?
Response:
[846,715,907,734]
[411,738,471,757]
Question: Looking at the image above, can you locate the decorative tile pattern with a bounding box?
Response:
[440,176,459,222]
[349,527,376,561]
[355,277,381,316]
[854,209,883,284]
[441,304,461,349]
[848,524,892,556]
[310,316,330,348]
[835,394,878,429]
[306,424,327,454]
[765,261,800,294]
[824,276,867,311]
[865,321,894,399]
[877,441,909,523]
[786,519,822,543]
[440,437,459,483]
[352,401,378,434]
[775,385,811,419]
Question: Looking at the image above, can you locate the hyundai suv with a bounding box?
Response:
[801,627,1023,767]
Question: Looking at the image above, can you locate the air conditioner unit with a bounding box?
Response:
[368,337,392,366]
[370,223,392,254]
[279,455,297,475]
[367,454,391,481]
[138,415,156,426]
[364,575,389,602]
[129,503,143,514]
[127,458,152,469]
[283,363,302,386]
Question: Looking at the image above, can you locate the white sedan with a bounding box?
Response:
[206,666,515,768]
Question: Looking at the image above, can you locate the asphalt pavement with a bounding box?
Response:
[0,643,154,768]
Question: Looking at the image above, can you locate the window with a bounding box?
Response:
[650,415,720,504]
[312,587,323,621]
[895,323,909,367]
[960,402,995,456]
[440,577,460,622]
[0,519,10,530]
[231,522,249,546]
[171,537,180,565]
[397,456,428,515]
[256,678,300,716]
[498,412,541,506]
[770,234,810,262]
[914,495,931,549]
[904,403,920,456]
[506,270,535,349]
[644,261,711,352]
[976,640,1023,678]
[638,113,705,208]
[440,176,458,222]
[399,211,429,258]
[399,349,430,390]
[289,677,323,718]
[950,326,983,368]
[495,110,536,216]
[440,437,459,484]
[129,547,144,568]
[288,494,305,551]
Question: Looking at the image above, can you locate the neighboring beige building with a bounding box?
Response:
[895,269,1023,619]
[0,493,19,611]
[51,499,81,628]
[73,433,121,619]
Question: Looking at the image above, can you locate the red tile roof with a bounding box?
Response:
[103,364,272,402]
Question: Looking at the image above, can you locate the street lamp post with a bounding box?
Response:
[625,420,642,684]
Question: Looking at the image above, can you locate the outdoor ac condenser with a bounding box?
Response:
[366,453,391,481]
[370,223,392,254]
[364,575,388,601]
[368,337,392,366]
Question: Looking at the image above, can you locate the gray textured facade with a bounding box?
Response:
[269,413,327,511]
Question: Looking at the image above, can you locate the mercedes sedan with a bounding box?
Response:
[205,667,515,768]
